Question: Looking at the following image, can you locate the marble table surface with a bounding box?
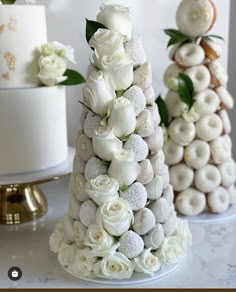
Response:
[0,177,236,289]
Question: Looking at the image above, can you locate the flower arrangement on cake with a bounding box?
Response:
[50,4,192,281]
[158,0,236,217]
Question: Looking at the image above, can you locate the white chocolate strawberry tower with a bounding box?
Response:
[50,4,191,281]
[162,0,236,216]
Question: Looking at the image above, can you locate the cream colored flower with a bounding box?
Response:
[108,149,141,187]
[69,248,94,278]
[97,5,132,38]
[133,249,161,276]
[108,97,136,138]
[174,219,192,253]
[49,219,65,253]
[58,243,76,267]
[93,127,123,161]
[97,198,134,237]
[94,252,134,280]
[85,175,119,206]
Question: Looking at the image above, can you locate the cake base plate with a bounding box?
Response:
[179,204,236,225]
[0,147,75,225]
[60,257,184,286]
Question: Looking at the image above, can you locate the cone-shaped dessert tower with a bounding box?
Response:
[162,0,236,216]
[50,4,191,281]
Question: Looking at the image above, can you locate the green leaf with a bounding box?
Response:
[164,29,192,47]
[203,35,225,42]
[116,90,125,97]
[178,73,195,110]
[60,69,86,86]
[1,0,16,4]
[156,95,169,127]
[86,19,107,45]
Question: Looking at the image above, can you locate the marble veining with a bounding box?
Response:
[0,177,236,288]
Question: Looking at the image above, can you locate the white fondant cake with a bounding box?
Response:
[0,6,47,89]
[0,86,68,175]
[0,5,68,175]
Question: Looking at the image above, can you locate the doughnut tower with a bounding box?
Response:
[50,4,191,281]
[163,0,236,216]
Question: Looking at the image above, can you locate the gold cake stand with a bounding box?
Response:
[0,147,75,225]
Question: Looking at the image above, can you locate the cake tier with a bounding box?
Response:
[0,5,47,89]
[0,86,68,175]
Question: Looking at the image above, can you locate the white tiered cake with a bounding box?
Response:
[50,4,192,282]
[0,5,68,175]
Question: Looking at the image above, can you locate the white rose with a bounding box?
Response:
[93,127,123,161]
[52,41,76,64]
[97,198,134,237]
[89,29,127,60]
[108,97,136,138]
[58,243,76,267]
[108,149,141,187]
[133,249,161,276]
[174,220,192,253]
[102,55,134,91]
[69,248,94,278]
[84,224,120,257]
[97,5,132,39]
[38,54,67,86]
[85,175,119,206]
[154,236,184,265]
[94,252,134,280]
[83,71,115,117]
[49,219,65,253]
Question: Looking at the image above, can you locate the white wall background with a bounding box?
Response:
[35,0,231,146]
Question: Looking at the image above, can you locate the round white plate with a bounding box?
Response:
[179,204,236,225]
[0,147,75,185]
[61,258,184,286]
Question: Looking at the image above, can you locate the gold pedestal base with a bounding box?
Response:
[0,184,48,225]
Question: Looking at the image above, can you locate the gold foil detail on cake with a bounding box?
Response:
[2,72,10,80]
[0,25,5,33]
[4,52,16,71]
[8,16,17,32]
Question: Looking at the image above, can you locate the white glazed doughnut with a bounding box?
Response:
[169,118,196,146]
[79,200,97,227]
[162,212,178,236]
[149,198,171,223]
[121,183,148,211]
[176,0,216,38]
[184,140,211,169]
[170,164,194,192]
[216,87,234,109]
[196,114,223,142]
[137,159,154,185]
[149,150,165,176]
[163,139,184,166]
[175,43,205,67]
[210,135,232,165]
[227,185,236,205]
[145,176,164,200]
[218,110,232,135]
[145,127,164,152]
[185,65,211,93]
[195,164,221,193]
[175,188,206,216]
[209,60,228,88]
[218,160,236,188]
[207,187,230,213]
[169,44,181,61]
[165,91,188,118]
[193,89,220,117]
[118,231,144,259]
[163,185,174,206]
[201,38,222,61]
[133,208,156,235]
[163,63,184,91]
[144,224,165,250]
